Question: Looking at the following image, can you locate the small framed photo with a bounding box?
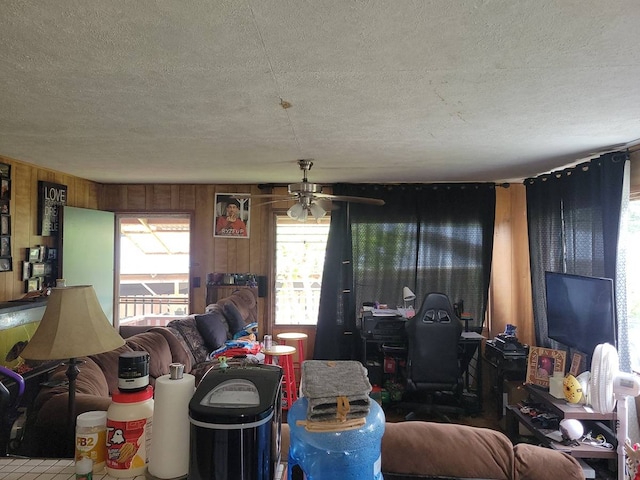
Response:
[47,247,58,260]
[38,245,47,262]
[0,163,9,178]
[22,261,31,280]
[26,277,40,292]
[569,351,586,376]
[31,262,46,277]
[0,215,10,235]
[0,179,9,201]
[28,247,41,262]
[0,236,10,257]
[526,346,567,389]
[0,257,12,272]
[214,193,250,238]
[0,201,8,215]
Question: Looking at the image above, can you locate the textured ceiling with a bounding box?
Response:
[1,1,639,185]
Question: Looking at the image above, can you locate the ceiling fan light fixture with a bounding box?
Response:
[287,202,308,222]
[309,202,326,220]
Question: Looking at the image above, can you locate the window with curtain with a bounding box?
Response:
[315,183,496,360]
[525,151,629,368]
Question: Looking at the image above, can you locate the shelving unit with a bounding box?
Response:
[505,384,616,460]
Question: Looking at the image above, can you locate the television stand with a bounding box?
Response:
[505,384,617,462]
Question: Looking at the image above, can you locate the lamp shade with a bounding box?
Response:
[287,202,305,220]
[402,287,416,302]
[287,202,308,222]
[308,202,326,220]
[20,285,125,360]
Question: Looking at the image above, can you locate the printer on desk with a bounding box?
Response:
[358,310,407,343]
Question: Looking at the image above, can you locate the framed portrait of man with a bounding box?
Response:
[214,193,250,238]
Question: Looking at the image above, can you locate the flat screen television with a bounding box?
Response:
[544,271,617,358]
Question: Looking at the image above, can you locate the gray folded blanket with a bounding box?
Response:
[301,360,372,422]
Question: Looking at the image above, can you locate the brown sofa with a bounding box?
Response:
[21,328,193,458]
[281,421,584,480]
[20,288,259,458]
[380,422,584,480]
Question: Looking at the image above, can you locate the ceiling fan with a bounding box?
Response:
[237,159,385,221]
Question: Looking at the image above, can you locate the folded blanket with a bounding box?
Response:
[301,360,372,422]
[209,340,261,359]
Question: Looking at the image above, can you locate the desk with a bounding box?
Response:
[360,329,485,413]
[459,331,485,413]
[484,340,528,418]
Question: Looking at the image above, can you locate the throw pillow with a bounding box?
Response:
[222,301,248,336]
[195,312,229,351]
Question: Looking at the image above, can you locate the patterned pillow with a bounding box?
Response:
[165,317,209,365]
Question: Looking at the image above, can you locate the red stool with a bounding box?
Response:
[276,332,308,378]
[262,344,298,410]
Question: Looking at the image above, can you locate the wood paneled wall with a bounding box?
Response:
[489,184,534,347]
[98,184,274,335]
[0,155,100,302]
[0,153,537,350]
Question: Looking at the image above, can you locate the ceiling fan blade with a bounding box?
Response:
[252,198,297,207]
[230,193,293,200]
[314,193,385,206]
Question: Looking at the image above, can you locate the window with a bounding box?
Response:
[117,214,191,327]
[275,214,330,325]
[627,199,640,371]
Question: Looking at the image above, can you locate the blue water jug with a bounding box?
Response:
[287,397,385,480]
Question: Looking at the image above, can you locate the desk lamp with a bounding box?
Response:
[20,285,125,431]
[402,287,416,309]
[400,287,416,318]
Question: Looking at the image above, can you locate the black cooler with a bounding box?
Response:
[188,364,283,480]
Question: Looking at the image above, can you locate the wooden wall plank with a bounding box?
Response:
[0,155,99,302]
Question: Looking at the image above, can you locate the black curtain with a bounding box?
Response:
[525,151,628,349]
[315,183,496,360]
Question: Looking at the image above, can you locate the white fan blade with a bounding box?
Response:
[314,193,385,205]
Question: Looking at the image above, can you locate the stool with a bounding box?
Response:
[276,332,308,376]
[262,345,298,410]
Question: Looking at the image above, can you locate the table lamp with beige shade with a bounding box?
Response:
[20,285,125,431]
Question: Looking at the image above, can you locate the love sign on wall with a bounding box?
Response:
[38,181,68,236]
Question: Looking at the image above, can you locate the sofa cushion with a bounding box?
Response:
[196,312,229,350]
[381,422,513,480]
[166,317,210,365]
[221,301,249,335]
[217,288,258,326]
[513,443,583,480]
[89,343,134,395]
[127,330,179,380]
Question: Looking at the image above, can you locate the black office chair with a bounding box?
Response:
[402,292,464,421]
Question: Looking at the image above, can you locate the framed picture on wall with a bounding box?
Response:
[525,347,566,389]
[22,261,31,280]
[28,247,41,262]
[0,257,11,272]
[0,236,10,257]
[213,193,250,238]
[26,278,40,292]
[0,179,10,201]
[0,216,9,236]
